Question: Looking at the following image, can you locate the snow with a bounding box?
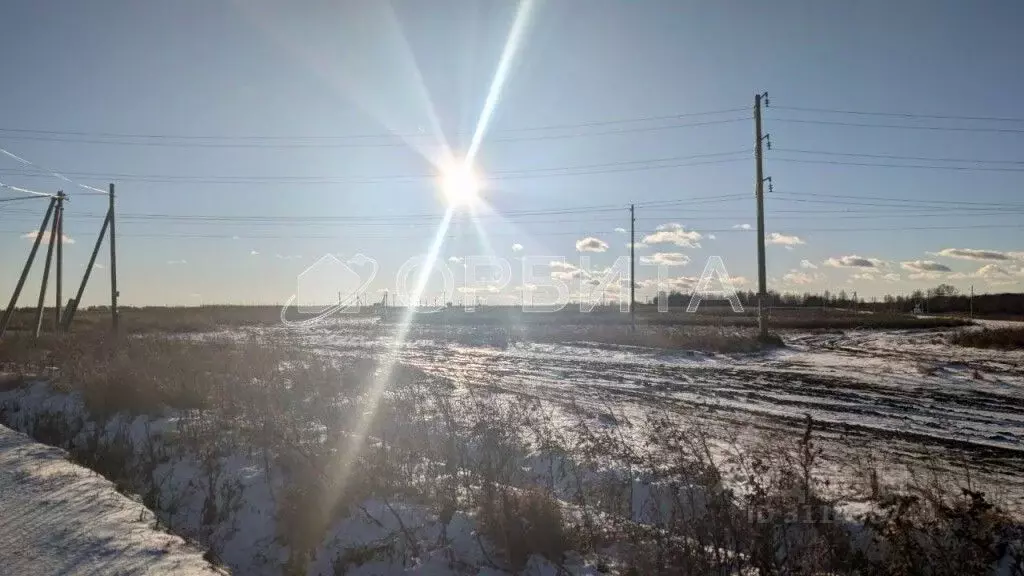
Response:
[0,423,219,575]
[2,323,1023,572]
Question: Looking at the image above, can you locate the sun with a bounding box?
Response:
[439,161,481,207]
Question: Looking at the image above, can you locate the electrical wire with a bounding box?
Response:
[772,105,1024,123]
[771,117,1024,134]
[0,117,751,149]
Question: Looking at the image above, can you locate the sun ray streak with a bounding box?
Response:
[329,207,455,497]
[466,0,535,163]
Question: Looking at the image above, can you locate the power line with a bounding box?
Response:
[0,193,750,223]
[0,117,750,149]
[773,105,1024,123]
[774,148,1024,165]
[0,106,749,141]
[0,151,751,185]
[775,191,1024,209]
[773,157,1024,173]
[0,194,52,203]
[2,222,1021,241]
[772,117,1024,134]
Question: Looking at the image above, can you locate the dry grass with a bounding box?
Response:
[0,330,1020,574]
[951,327,1024,350]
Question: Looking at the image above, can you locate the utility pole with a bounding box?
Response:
[64,210,111,330]
[108,183,119,332]
[0,198,56,338]
[33,200,60,338]
[55,191,65,331]
[970,285,974,319]
[629,203,636,331]
[754,92,771,341]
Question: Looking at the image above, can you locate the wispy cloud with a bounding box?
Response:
[575,236,609,253]
[732,223,751,230]
[929,248,1024,261]
[637,275,698,293]
[767,232,805,246]
[511,243,523,252]
[950,264,1023,284]
[849,272,878,281]
[614,227,626,234]
[22,230,75,244]
[782,271,823,285]
[642,223,701,248]
[448,256,463,264]
[639,252,691,267]
[900,260,951,273]
[249,250,260,256]
[824,255,886,268]
[549,260,587,281]
[800,259,818,269]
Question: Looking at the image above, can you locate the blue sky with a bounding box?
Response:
[1,0,1023,306]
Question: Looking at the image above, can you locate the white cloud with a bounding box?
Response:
[975,264,1014,278]
[614,227,626,234]
[707,234,716,240]
[626,242,648,249]
[824,255,886,268]
[639,252,691,267]
[637,276,698,293]
[799,259,818,269]
[949,264,1023,284]
[732,223,751,230]
[249,250,260,256]
[850,272,879,281]
[22,230,75,244]
[275,254,303,260]
[642,223,702,247]
[575,236,609,253]
[782,271,823,285]
[929,248,1024,261]
[167,259,187,265]
[511,243,523,252]
[457,285,500,294]
[882,273,901,283]
[900,260,951,273]
[767,232,805,246]
[448,256,463,264]
[549,260,587,281]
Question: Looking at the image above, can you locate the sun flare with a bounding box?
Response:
[439,161,481,207]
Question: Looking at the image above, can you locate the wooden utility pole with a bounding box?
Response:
[970,285,974,319]
[0,197,57,338]
[108,183,119,332]
[629,203,636,330]
[754,92,770,340]
[64,211,111,330]
[33,200,60,338]
[55,191,65,331]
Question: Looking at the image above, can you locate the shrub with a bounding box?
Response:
[951,327,1024,350]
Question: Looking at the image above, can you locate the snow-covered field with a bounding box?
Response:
[287,323,1024,509]
[1,322,1021,574]
[0,424,218,575]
